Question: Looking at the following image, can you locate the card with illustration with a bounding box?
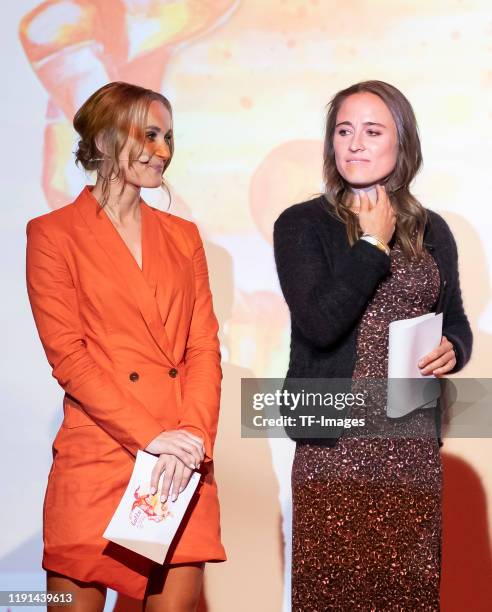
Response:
[103,450,201,563]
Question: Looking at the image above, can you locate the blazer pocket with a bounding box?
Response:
[62,395,97,428]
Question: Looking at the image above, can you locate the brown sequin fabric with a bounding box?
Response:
[292,239,442,611]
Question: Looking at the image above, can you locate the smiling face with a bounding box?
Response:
[333,92,398,188]
[119,99,173,189]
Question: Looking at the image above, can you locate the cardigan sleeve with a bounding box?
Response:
[439,220,473,373]
[273,205,391,348]
[26,218,165,456]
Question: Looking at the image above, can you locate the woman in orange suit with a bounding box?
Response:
[26,81,225,612]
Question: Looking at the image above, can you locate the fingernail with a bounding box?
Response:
[418,360,423,367]
[172,493,178,502]
[150,486,156,495]
[189,464,196,470]
[179,486,184,493]
[160,494,167,502]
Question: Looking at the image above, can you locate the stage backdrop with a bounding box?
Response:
[1,1,491,610]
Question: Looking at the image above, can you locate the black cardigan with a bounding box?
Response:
[273,196,473,445]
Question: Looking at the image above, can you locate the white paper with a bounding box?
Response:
[103,450,200,564]
[386,312,443,418]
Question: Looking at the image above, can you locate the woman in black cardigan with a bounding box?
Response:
[273,81,472,611]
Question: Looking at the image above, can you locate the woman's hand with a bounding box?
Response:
[418,335,456,377]
[145,430,204,469]
[357,184,396,246]
[149,453,194,502]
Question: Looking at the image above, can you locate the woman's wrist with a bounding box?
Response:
[359,233,391,256]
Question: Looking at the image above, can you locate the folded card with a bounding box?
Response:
[103,450,200,563]
[387,312,443,418]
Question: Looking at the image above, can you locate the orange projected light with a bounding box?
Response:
[19,0,239,208]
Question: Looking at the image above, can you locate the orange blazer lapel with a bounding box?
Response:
[75,186,176,365]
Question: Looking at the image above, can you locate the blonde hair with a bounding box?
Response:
[73,81,174,207]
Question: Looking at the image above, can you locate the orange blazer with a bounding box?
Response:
[26,186,225,599]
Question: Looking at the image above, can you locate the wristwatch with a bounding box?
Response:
[360,233,390,257]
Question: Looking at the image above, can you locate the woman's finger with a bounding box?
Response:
[379,185,394,219]
[419,336,454,366]
[160,456,176,502]
[418,338,449,369]
[375,183,386,206]
[352,193,361,215]
[169,444,197,470]
[160,439,195,468]
[441,335,454,351]
[172,439,201,467]
[359,190,370,213]
[418,346,448,369]
[433,362,456,377]
[176,434,205,463]
[421,337,455,376]
[170,431,204,463]
[378,184,394,215]
[179,466,194,495]
[170,461,185,502]
[420,350,455,375]
[148,433,199,464]
[150,455,167,494]
[432,355,457,376]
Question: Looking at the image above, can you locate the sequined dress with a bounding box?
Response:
[291,239,442,611]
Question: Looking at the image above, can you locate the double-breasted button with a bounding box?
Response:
[129,371,140,382]
[168,368,178,378]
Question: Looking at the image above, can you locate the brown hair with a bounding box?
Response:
[323,80,426,259]
[73,81,174,207]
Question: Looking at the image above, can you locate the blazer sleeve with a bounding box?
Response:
[440,222,473,373]
[177,224,222,463]
[26,218,164,456]
[273,207,391,347]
